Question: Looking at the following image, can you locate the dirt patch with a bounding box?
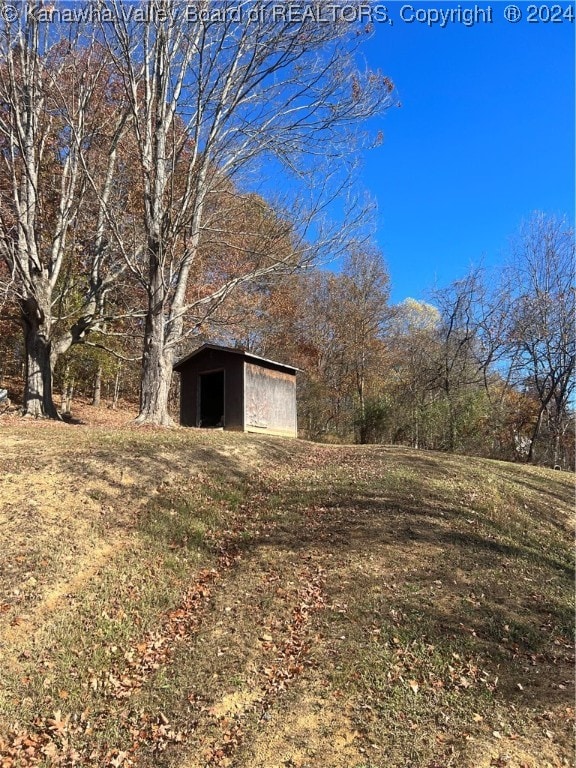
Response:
[240,697,364,768]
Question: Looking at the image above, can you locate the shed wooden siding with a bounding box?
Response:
[244,362,297,436]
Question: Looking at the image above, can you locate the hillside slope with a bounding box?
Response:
[0,422,574,768]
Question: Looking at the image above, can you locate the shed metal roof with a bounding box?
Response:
[173,343,298,374]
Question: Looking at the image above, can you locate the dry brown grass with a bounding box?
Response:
[0,411,574,768]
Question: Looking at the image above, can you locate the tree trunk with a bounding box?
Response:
[135,231,182,427]
[112,366,122,409]
[357,375,367,444]
[66,379,75,415]
[61,363,71,414]
[552,431,561,468]
[446,394,456,452]
[136,308,175,426]
[551,410,565,468]
[92,365,103,407]
[137,348,174,425]
[21,300,60,419]
[526,407,544,464]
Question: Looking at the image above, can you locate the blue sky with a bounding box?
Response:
[354,1,575,304]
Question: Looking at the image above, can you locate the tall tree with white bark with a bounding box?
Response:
[0,5,133,416]
[96,0,396,424]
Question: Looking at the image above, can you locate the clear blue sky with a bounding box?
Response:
[355,1,575,304]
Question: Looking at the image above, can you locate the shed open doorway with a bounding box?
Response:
[199,370,225,427]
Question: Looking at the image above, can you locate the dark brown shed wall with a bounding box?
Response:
[179,349,244,429]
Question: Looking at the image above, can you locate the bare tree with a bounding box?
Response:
[334,245,390,442]
[240,245,389,443]
[0,5,132,416]
[430,272,488,451]
[387,298,440,448]
[94,0,396,425]
[505,212,575,465]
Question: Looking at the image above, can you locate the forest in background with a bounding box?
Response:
[1,209,574,470]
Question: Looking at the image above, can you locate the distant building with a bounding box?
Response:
[173,343,297,437]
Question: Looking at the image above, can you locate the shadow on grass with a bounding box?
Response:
[235,483,573,578]
[216,461,575,715]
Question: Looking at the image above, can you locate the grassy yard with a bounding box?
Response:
[0,414,574,767]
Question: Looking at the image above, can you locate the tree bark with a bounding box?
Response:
[413,404,420,449]
[552,430,561,468]
[64,378,75,415]
[136,301,175,426]
[92,365,103,407]
[357,378,367,444]
[137,347,174,426]
[112,366,122,410]
[61,363,71,414]
[526,407,544,464]
[60,365,75,416]
[21,299,60,419]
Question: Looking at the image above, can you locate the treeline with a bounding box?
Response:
[1,211,574,468]
[235,212,574,468]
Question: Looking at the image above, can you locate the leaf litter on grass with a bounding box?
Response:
[0,423,573,768]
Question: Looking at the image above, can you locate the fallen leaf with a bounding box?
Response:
[109,751,128,767]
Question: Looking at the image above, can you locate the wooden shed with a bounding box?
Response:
[173,344,297,437]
